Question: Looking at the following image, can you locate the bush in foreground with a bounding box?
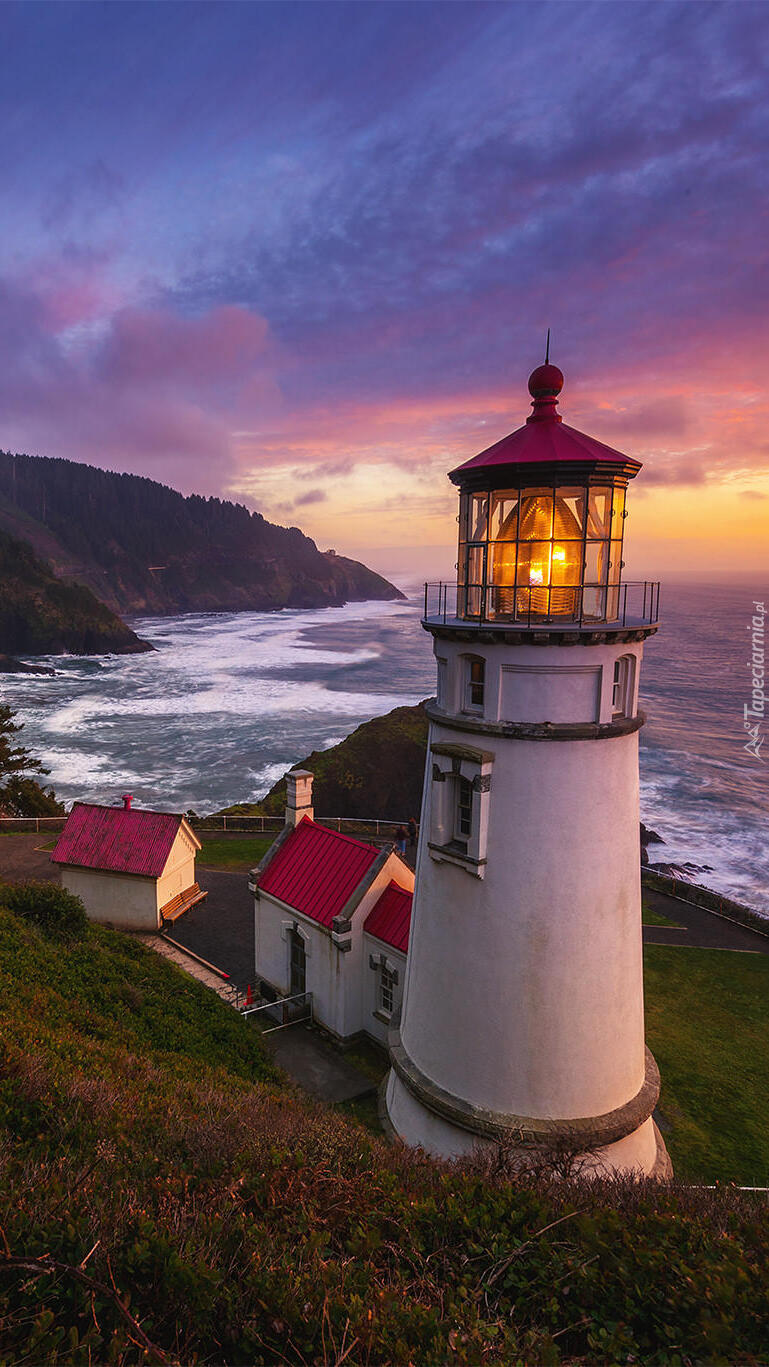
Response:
[0,880,88,936]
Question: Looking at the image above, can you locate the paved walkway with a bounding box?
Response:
[132,931,235,1004]
[264,1026,376,1103]
[3,832,767,961]
[0,833,59,882]
[169,867,255,987]
[642,886,769,955]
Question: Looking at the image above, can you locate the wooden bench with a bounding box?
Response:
[160,883,208,923]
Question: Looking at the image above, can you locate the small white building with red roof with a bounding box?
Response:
[249,774,413,1045]
[51,795,204,931]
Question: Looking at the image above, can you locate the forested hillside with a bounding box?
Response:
[0,450,402,615]
[0,527,149,658]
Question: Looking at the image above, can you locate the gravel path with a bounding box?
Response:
[0,833,60,882]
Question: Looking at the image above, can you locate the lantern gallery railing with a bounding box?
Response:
[423,580,661,629]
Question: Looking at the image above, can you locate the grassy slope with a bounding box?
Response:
[2,903,769,1363]
[644,945,769,1185]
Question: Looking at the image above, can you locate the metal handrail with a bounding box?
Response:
[240,990,313,1033]
[423,579,660,628]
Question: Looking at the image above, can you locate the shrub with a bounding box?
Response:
[0,880,88,937]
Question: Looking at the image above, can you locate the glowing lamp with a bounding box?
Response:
[449,360,641,624]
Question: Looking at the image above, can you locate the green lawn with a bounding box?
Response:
[644,945,769,1183]
[197,833,274,870]
[642,901,683,928]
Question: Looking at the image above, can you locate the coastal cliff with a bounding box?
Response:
[224,701,430,822]
[0,527,150,659]
[0,450,404,616]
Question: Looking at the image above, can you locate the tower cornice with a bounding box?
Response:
[423,622,659,647]
[425,699,646,741]
[390,1017,661,1149]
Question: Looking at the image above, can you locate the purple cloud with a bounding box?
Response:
[0,0,767,521]
[294,488,327,507]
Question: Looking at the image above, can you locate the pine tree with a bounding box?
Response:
[0,706,62,816]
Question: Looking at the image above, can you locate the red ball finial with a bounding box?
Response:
[528,363,564,399]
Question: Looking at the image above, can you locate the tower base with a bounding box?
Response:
[384,1070,672,1179]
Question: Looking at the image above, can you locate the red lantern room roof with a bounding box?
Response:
[450,362,642,486]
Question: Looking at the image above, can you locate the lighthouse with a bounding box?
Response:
[385,357,671,1178]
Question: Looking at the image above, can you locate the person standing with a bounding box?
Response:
[395,824,407,856]
[407,817,418,849]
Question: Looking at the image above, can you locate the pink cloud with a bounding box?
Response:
[99,304,271,390]
[18,252,125,332]
[0,275,277,490]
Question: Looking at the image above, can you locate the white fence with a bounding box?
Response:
[0,813,407,839]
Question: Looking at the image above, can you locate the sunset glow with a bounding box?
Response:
[1,1,767,582]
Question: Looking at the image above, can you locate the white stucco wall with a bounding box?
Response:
[385,1074,660,1177]
[253,893,348,1035]
[436,639,643,725]
[391,632,653,1168]
[253,849,413,1042]
[61,867,159,930]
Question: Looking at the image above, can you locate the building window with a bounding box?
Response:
[289,928,306,995]
[464,656,485,712]
[379,963,396,1016]
[612,655,634,718]
[455,775,474,841]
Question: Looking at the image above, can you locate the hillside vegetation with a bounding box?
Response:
[1,882,769,1365]
[0,527,148,658]
[0,450,403,616]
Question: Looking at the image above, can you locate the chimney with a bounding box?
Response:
[121,794,133,810]
[285,770,314,828]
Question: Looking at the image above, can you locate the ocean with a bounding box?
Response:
[2,581,767,917]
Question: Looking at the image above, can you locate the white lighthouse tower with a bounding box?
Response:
[385,357,671,1177]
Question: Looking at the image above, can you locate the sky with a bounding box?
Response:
[0,0,767,583]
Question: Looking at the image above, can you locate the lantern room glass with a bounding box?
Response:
[457,484,626,623]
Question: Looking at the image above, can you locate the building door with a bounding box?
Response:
[289,928,306,996]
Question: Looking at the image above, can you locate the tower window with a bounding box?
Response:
[429,742,492,877]
[612,655,634,718]
[464,657,485,712]
[379,963,396,1016]
[455,775,474,841]
[436,657,448,709]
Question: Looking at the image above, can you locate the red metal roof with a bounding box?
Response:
[450,365,641,481]
[451,419,641,477]
[364,880,412,954]
[51,803,188,878]
[257,817,380,927]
